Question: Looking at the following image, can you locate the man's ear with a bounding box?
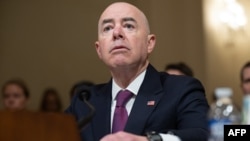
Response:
[95,41,102,59]
[147,34,156,53]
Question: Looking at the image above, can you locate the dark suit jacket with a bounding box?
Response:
[65,64,209,141]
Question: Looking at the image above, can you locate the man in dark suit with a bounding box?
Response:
[65,2,209,141]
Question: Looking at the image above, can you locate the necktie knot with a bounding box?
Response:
[116,90,133,107]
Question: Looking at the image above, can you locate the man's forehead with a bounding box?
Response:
[97,2,150,33]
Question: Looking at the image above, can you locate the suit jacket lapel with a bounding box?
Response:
[124,64,164,135]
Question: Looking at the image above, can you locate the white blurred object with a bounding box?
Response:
[160,133,181,141]
[214,87,233,98]
[242,94,250,124]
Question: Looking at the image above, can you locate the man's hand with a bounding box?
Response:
[100,131,148,141]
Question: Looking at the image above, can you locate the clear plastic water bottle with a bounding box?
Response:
[208,87,241,141]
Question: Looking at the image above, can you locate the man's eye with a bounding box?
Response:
[103,26,112,32]
[243,78,250,83]
[125,24,134,30]
[3,94,10,99]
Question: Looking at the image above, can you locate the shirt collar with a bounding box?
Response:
[112,69,146,100]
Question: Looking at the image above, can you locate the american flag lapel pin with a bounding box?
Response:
[147,100,155,106]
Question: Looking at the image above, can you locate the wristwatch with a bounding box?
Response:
[146,131,162,141]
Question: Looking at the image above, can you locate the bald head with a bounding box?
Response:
[98,2,150,34]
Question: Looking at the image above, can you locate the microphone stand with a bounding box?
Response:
[78,92,95,130]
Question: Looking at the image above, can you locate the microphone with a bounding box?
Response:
[77,85,95,130]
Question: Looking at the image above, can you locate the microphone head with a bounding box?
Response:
[76,85,95,131]
[76,85,91,101]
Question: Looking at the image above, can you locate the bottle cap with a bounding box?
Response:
[214,87,233,98]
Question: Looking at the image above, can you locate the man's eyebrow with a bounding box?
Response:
[122,17,136,23]
[101,17,136,26]
[101,19,113,26]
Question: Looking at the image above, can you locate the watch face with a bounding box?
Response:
[146,131,162,141]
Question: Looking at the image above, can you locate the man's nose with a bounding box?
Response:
[113,26,124,40]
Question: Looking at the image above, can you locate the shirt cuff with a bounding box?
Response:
[159,133,181,141]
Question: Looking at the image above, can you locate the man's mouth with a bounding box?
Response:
[110,46,129,53]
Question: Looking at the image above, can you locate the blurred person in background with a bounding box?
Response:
[164,62,193,77]
[1,78,30,111]
[240,61,250,95]
[39,88,62,113]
